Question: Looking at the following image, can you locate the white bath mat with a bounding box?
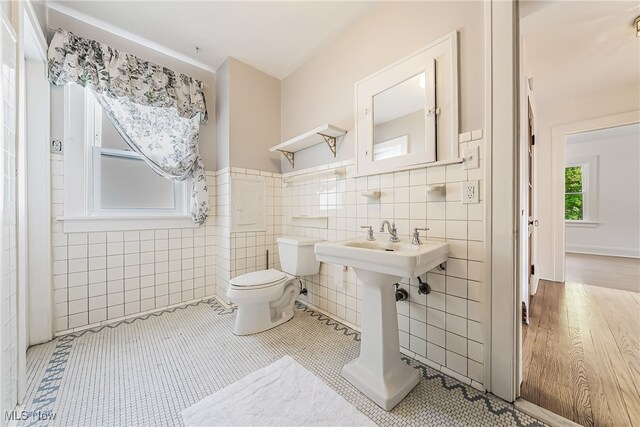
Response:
[181,355,375,426]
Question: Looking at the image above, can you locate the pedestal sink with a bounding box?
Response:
[314,238,448,410]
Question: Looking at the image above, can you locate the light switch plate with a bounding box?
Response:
[462,180,479,204]
[462,145,479,170]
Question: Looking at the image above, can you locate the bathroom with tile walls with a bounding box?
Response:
[50,151,219,333]
[7,0,618,425]
[281,130,485,388]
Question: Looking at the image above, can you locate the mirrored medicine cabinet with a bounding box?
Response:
[355,31,459,176]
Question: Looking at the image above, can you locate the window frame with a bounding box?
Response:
[85,92,186,216]
[58,84,196,233]
[564,155,598,227]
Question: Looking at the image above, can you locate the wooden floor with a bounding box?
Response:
[522,280,640,427]
[566,253,640,292]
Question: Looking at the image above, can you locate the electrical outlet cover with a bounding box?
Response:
[462,180,479,204]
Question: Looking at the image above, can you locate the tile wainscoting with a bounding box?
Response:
[214,167,283,300]
[51,131,485,389]
[52,161,218,334]
[282,130,486,388]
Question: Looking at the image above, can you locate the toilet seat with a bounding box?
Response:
[230,269,288,289]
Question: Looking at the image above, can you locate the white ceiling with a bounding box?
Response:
[47,1,379,79]
[521,1,640,108]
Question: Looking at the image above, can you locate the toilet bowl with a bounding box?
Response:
[226,236,322,335]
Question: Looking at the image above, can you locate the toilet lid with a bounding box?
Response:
[230,269,288,288]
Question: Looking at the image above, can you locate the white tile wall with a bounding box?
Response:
[281,131,486,386]
[52,130,485,388]
[215,168,282,301]
[52,161,217,334]
[1,19,17,418]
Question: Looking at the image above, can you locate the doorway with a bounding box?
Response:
[564,123,640,292]
[517,1,640,425]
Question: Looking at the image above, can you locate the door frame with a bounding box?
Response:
[484,0,520,402]
[15,0,51,403]
[550,110,640,282]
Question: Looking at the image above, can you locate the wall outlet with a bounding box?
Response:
[462,180,479,204]
[462,145,479,170]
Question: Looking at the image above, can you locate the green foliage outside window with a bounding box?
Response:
[565,166,583,220]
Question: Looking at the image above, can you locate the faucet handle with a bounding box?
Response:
[360,225,375,241]
[411,227,429,245]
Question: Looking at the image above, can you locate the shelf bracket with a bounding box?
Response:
[278,150,295,168]
[318,133,337,157]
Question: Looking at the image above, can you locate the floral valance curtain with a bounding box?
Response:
[47,29,209,224]
[48,29,208,122]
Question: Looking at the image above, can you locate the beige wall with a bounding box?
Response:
[47,9,217,170]
[228,58,281,173]
[215,59,230,170]
[281,1,484,172]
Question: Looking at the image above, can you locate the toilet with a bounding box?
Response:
[226,236,322,335]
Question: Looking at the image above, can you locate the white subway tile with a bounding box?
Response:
[446,350,468,376]
[446,295,467,318]
[446,332,467,356]
[468,320,483,343]
[468,340,483,363]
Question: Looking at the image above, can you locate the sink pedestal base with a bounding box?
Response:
[343,269,419,411]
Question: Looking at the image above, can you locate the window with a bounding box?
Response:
[86,91,185,214]
[564,165,584,220]
[59,85,194,233]
[373,135,409,161]
[564,155,598,225]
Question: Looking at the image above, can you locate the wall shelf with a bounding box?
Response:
[282,166,346,185]
[269,124,347,168]
[291,215,328,229]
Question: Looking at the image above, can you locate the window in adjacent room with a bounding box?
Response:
[564,165,585,221]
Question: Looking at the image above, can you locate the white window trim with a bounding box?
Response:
[57,84,195,233]
[564,154,598,226]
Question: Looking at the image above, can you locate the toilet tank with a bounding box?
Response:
[277,236,323,276]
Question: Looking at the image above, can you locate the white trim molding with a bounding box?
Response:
[487,0,519,403]
[56,215,198,233]
[565,220,598,228]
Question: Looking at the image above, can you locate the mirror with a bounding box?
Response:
[355,32,458,176]
[373,72,428,161]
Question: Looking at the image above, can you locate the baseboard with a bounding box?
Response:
[566,245,640,259]
[514,399,582,427]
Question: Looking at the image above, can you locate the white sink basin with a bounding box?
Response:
[314,237,449,411]
[315,238,448,278]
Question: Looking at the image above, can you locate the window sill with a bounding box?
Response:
[56,215,198,233]
[565,220,599,228]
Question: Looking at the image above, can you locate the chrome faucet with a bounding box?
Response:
[360,225,375,241]
[411,227,429,245]
[380,220,400,242]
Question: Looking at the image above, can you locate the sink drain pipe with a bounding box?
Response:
[394,284,408,301]
[417,276,431,295]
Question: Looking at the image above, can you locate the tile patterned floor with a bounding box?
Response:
[20,301,544,426]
